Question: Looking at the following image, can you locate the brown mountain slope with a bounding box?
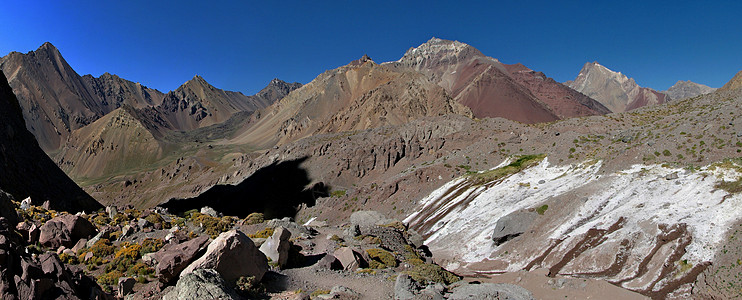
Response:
[0,42,104,151]
[718,70,742,92]
[0,70,101,212]
[230,55,471,149]
[567,62,670,112]
[397,38,609,121]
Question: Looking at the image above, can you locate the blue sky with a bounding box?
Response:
[1,1,741,94]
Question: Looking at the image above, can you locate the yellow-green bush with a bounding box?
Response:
[190,212,235,238]
[248,227,274,239]
[366,248,397,269]
[97,270,124,286]
[406,263,460,285]
[244,213,265,225]
[141,238,165,254]
[59,253,79,265]
[90,239,116,257]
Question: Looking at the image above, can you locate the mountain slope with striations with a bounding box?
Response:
[0,69,101,212]
[567,62,671,112]
[397,38,610,121]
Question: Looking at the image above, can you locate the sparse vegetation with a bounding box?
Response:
[466,154,545,186]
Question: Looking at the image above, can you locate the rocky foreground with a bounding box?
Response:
[0,191,543,299]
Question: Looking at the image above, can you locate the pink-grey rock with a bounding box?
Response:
[181,230,269,283]
[153,235,210,285]
[259,226,291,267]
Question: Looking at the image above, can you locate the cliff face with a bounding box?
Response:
[0,70,101,212]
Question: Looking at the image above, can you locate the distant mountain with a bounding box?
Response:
[566,62,670,112]
[0,42,300,151]
[664,80,716,100]
[718,70,742,92]
[397,38,610,122]
[231,55,471,148]
[152,75,298,131]
[0,69,101,212]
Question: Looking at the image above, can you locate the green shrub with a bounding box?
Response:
[331,190,346,197]
[90,239,115,257]
[97,270,124,286]
[366,248,397,268]
[244,213,265,225]
[467,154,545,185]
[190,212,234,238]
[406,263,460,285]
[536,205,549,215]
[141,238,165,254]
[59,253,79,265]
[716,178,742,194]
[663,150,671,156]
[248,227,274,239]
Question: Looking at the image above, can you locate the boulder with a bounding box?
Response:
[20,197,31,210]
[312,254,343,271]
[163,269,239,300]
[181,230,269,283]
[491,211,538,246]
[105,206,118,219]
[333,247,365,271]
[665,172,679,180]
[259,226,292,267]
[446,282,533,300]
[266,217,316,237]
[39,214,97,248]
[394,274,419,300]
[350,211,393,228]
[153,235,210,285]
[86,227,113,248]
[118,277,136,297]
[200,206,220,218]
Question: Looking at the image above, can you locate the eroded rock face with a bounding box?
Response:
[39,214,97,248]
[181,230,268,283]
[153,235,210,285]
[163,268,239,300]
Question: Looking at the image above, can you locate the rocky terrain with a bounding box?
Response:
[664,80,716,100]
[567,62,671,113]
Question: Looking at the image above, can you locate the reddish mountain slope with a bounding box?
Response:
[397,38,609,122]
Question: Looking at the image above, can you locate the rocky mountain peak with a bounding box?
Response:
[568,62,669,112]
[399,37,483,66]
[665,80,716,100]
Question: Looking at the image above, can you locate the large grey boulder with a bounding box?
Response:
[163,268,239,300]
[153,235,210,285]
[258,226,291,267]
[181,230,269,283]
[447,282,533,300]
[491,211,538,245]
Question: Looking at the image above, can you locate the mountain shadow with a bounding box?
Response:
[161,157,328,219]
